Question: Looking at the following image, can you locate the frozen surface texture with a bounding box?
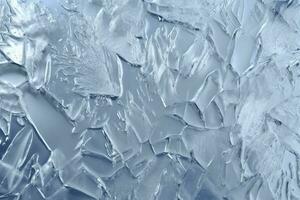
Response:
[0,0,299,199]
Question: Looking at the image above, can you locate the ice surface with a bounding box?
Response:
[0,0,299,199]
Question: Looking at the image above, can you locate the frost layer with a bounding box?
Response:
[0,0,299,199]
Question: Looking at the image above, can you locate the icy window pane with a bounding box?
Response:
[0,0,298,199]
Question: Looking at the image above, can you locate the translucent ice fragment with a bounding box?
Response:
[167,102,204,128]
[144,25,198,81]
[144,25,215,106]
[281,3,300,32]
[178,38,205,77]
[0,80,23,114]
[192,75,220,112]
[260,18,300,67]
[195,179,221,200]
[19,184,45,200]
[24,36,52,89]
[230,30,260,75]
[144,0,223,30]
[6,0,54,89]
[0,109,11,136]
[126,142,154,177]
[0,34,24,65]
[81,154,123,178]
[0,160,25,194]
[62,96,111,132]
[64,169,102,199]
[0,63,27,87]
[104,119,141,160]
[233,0,267,36]
[207,20,231,60]
[227,177,273,200]
[72,46,123,98]
[124,94,152,143]
[267,117,300,157]
[165,135,189,158]
[36,167,63,198]
[178,164,204,200]
[134,156,170,200]
[2,126,33,169]
[183,128,229,168]
[240,124,284,180]
[94,0,146,65]
[47,187,96,200]
[150,115,185,144]
[20,84,79,159]
[203,101,223,129]
[155,169,179,200]
[101,167,136,199]
[270,97,300,133]
[80,129,112,161]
